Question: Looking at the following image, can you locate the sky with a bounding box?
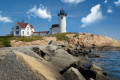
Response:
[0,0,120,41]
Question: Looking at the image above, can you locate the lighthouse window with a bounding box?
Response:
[61,16,63,19]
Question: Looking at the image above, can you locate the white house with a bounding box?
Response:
[12,21,35,36]
[12,9,67,36]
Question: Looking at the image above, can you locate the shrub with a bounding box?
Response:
[0,37,11,47]
[90,34,94,37]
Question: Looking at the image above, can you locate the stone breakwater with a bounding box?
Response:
[0,40,109,80]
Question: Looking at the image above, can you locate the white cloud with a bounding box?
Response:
[104,0,108,3]
[81,4,103,28]
[27,4,52,21]
[114,0,120,6]
[107,9,113,13]
[0,13,12,23]
[61,0,85,4]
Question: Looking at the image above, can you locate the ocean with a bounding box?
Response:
[91,51,120,80]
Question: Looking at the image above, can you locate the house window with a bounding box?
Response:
[27,27,29,30]
[61,16,63,19]
[16,26,19,29]
[16,31,19,34]
[23,31,24,34]
[27,32,29,35]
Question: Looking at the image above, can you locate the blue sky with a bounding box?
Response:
[0,0,120,41]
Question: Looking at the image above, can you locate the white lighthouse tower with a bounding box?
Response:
[58,8,67,33]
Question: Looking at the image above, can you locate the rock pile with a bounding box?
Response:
[0,40,109,80]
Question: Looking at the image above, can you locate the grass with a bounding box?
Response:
[0,36,43,47]
[11,36,43,42]
[0,32,79,47]
[49,32,73,41]
[73,33,79,37]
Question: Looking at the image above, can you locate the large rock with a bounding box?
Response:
[90,64,109,80]
[76,57,92,69]
[32,44,60,61]
[0,50,10,62]
[88,53,100,58]
[75,57,96,80]
[49,40,58,46]
[0,51,63,80]
[95,72,109,80]
[49,48,79,71]
[63,43,89,56]
[0,46,42,59]
[75,62,109,80]
[41,45,59,56]
[37,44,79,72]
[90,64,107,76]
[63,67,86,80]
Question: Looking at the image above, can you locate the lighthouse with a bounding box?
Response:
[58,8,67,33]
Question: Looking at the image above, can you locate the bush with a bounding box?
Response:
[49,32,72,41]
[0,37,11,47]
[90,34,94,37]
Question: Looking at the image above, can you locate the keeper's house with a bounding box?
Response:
[12,21,35,36]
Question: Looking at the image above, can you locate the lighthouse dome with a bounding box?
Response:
[58,8,67,16]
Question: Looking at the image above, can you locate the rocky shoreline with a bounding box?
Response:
[67,33,120,51]
[0,40,109,80]
[10,33,120,51]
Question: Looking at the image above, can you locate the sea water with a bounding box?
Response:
[91,51,120,80]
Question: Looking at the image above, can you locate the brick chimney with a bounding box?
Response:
[22,20,24,23]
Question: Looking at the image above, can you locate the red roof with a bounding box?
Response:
[30,25,34,28]
[12,21,34,29]
[17,22,34,28]
[52,24,59,28]
[17,22,28,28]
[33,31,49,33]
